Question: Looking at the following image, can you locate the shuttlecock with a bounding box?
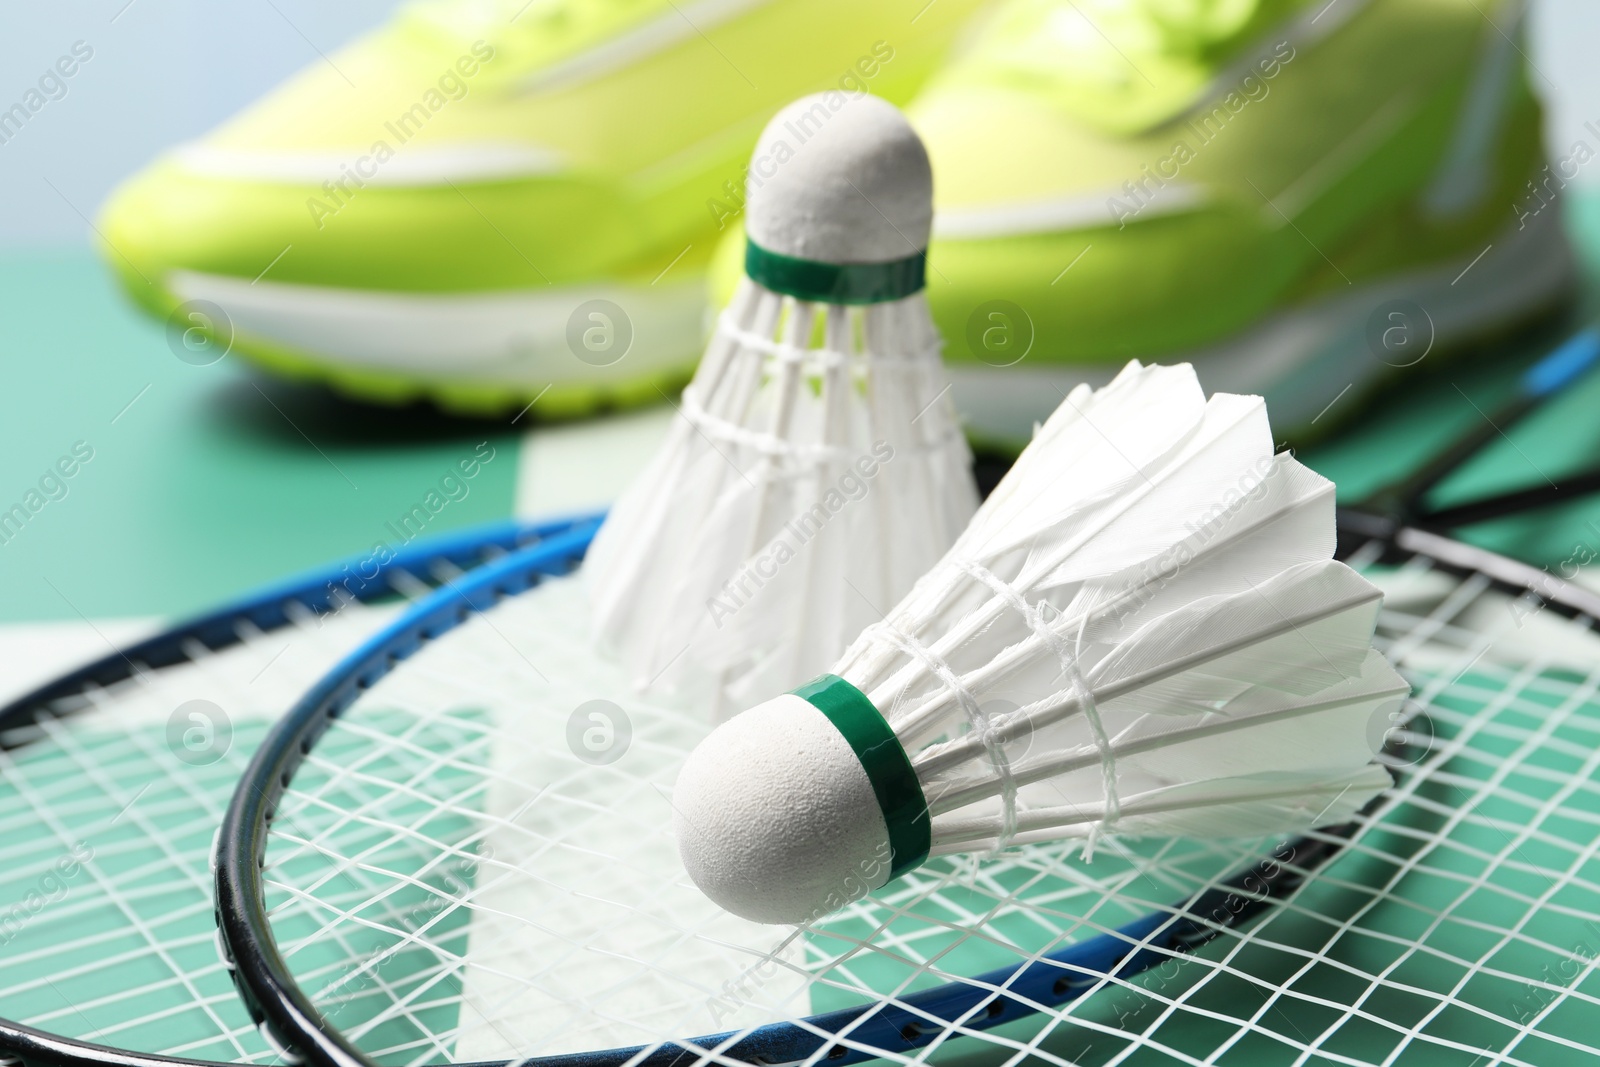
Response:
[673,361,1410,924]
[586,93,978,717]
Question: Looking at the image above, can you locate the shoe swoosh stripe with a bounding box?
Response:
[933,184,1207,240]
[169,270,706,379]
[1422,0,1527,218]
[516,0,779,95]
[1266,91,1419,223]
[171,142,567,185]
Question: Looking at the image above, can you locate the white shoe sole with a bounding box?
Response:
[946,204,1578,446]
[169,271,707,392]
[171,203,1574,429]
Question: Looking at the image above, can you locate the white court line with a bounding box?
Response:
[514,407,676,517]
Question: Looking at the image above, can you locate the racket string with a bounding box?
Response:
[242,551,1600,1067]
[1158,558,1600,1065]
[0,589,415,1062]
[0,721,259,1060]
[268,743,505,1056]
[1297,655,1600,1059]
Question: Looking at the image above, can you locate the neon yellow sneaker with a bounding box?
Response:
[98,0,989,417]
[713,0,1576,447]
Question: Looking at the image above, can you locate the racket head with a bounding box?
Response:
[0,517,589,1067]
[213,509,1600,1067]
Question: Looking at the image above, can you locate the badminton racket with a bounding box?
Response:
[213,333,1600,1067]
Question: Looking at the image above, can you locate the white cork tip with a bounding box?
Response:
[745,93,933,266]
[673,694,893,925]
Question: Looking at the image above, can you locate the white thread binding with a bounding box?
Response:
[952,560,1122,857]
[872,623,1019,855]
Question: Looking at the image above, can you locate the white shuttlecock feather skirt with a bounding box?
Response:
[673,360,1410,923]
[835,360,1408,855]
[587,275,977,715]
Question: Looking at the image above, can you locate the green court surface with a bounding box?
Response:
[1,195,1598,627]
[0,249,532,624]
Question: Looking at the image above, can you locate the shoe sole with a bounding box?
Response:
[947,203,1579,450]
[159,198,1575,430]
[166,270,709,418]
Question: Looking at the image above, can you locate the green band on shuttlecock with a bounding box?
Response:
[793,674,930,881]
[745,240,926,305]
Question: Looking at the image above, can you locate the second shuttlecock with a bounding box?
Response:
[587,93,978,716]
[675,361,1410,924]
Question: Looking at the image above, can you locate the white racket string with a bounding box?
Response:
[238,528,1600,1067]
[0,520,570,1065]
[1075,576,1600,1064]
[0,596,404,1061]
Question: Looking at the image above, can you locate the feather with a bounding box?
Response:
[929,764,1392,852]
[834,362,1406,849]
[589,283,978,714]
[675,358,1412,925]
